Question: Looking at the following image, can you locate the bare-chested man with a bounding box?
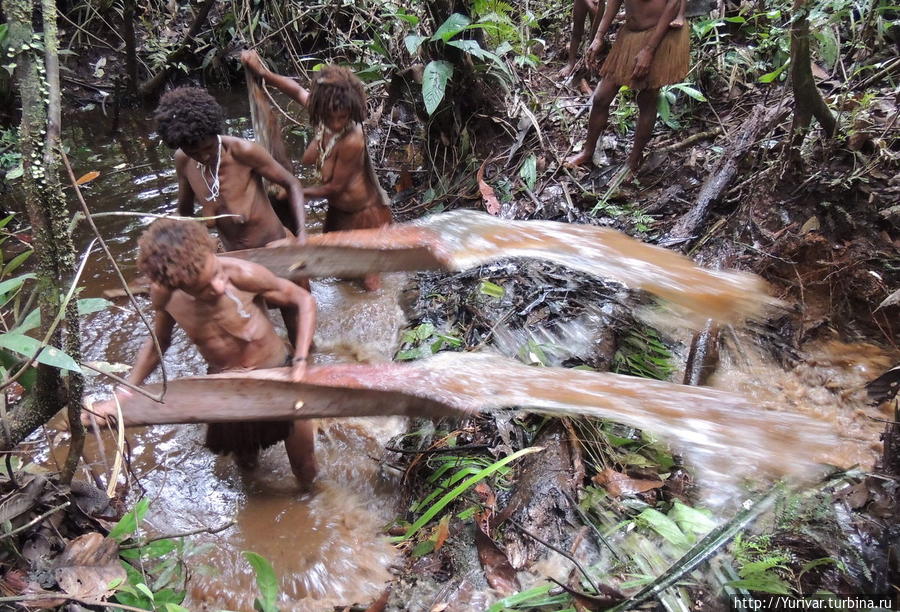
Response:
[100,219,318,488]
[155,87,308,338]
[241,52,392,290]
[565,0,689,173]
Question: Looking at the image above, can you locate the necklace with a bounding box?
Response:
[196,135,222,202]
[315,122,355,179]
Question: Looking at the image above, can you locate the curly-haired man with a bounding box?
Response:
[241,52,392,290]
[105,219,318,488]
[154,87,307,247]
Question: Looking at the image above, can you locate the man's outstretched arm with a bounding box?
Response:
[241,49,311,107]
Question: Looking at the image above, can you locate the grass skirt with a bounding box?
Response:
[599,25,690,90]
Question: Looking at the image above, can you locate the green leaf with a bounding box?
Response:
[431,13,471,42]
[422,60,453,115]
[404,34,428,55]
[242,551,279,612]
[726,576,792,595]
[636,508,691,549]
[478,280,505,298]
[4,165,23,181]
[670,83,707,102]
[109,498,150,541]
[446,39,510,75]
[135,583,155,602]
[0,333,81,373]
[14,308,40,334]
[759,59,790,83]
[668,502,716,537]
[2,250,31,277]
[141,538,178,559]
[392,447,543,542]
[77,297,112,315]
[411,539,435,557]
[415,322,435,341]
[392,11,419,26]
[0,214,15,231]
[0,273,35,299]
[163,605,191,612]
[519,153,537,190]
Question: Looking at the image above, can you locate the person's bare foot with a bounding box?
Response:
[565,150,595,168]
[557,64,575,79]
[626,151,644,174]
[577,78,594,96]
[669,17,685,28]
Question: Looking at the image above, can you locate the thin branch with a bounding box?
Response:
[60,150,168,402]
[120,521,236,549]
[0,501,70,540]
[507,517,601,595]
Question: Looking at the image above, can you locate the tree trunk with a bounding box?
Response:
[788,0,837,152]
[3,0,84,479]
[122,0,140,97]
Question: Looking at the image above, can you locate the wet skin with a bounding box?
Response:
[94,253,318,486]
[176,135,307,248]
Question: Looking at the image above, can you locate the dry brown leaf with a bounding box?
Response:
[474,526,519,595]
[53,532,125,601]
[394,170,413,193]
[75,171,100,185]
[433,514,451,552]
[477,160,501,215]
[593,468,663,498]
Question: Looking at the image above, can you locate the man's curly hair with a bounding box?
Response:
[137,219,217,289]
[308,65,367,127]
[154,87,224,150]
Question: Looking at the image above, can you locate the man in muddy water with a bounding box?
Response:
[92,219,318,489]
[565,0,689,173]
[155,86,308,339]
[241,51,393,291]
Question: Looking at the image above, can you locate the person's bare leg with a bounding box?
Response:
[285,420,317,490]
[670,0,686,28]
[566,78,619,167]
[628,88,660,173]
[559,0,590,78]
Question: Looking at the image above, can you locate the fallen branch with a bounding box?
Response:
[662,105,785,249]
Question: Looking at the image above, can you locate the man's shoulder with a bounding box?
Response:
[219,256,275,287]
[223,135,265,159]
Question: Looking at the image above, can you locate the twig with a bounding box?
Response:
[656,128,723,154]
[507,517,601,595]
[0,501,70,540]
[60,149,167,402]
[120,521,236,549]
[0,594,151,612]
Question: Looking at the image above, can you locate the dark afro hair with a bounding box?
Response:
[154,87,224,150]
[137,219,217,289]
[308,65,367,127]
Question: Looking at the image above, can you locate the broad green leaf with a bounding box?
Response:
[392,11,419,26]
[164,605,191,612]
[78,297,112,315]
[109,498,150,541]
[0,214,14,231]
[2,250,31,277]
[671,83,707,102]
[14,308,40,334]
[415,322,435,341]
[0,273,35,298]
[141,538,178,559]
[242,551,279,612]
[668,502,716,537]
[4,165,23,181]
[422,60,453,115]
[637,508,691,549]
[447,39,510,75]
[759,59,790,83]
[404,34,428,55]
[519,153,537,190]
[135,583,155,602]
[412,540,435,557]
[431,13,471,42]
[0,333,81,372]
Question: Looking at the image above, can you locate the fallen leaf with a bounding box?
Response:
[53,532,126,601]
[394,170,413,193]
[474,526,519,595]
[75,171,100,185]
[477,160,501,215]
[875,288,900,311]
[592,468,663,498]
[433,514,451,552]
[800,216,820,234]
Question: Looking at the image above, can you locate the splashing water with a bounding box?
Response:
[414,210,775,324]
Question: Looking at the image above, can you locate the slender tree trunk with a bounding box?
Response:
[3,0,84,480]
[788,0,837,152]
[122,0,140,97]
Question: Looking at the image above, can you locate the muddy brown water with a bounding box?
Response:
[2,91,895,609]
[9,92,405,609]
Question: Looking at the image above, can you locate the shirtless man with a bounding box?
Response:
[155,87,307,337]
[100,219,318,488]
[241,52,392,290]
[565,0,689,173]
[559,0,602,79]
